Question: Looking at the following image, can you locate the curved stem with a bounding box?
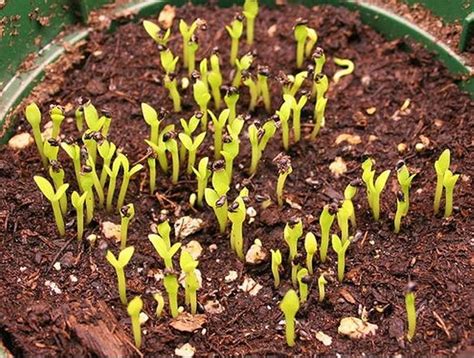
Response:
[285,317,295,347]
[117,177,130,211]
[444,187,454,217]
[85,189,94,224]
[52,201,65,237]
[433,174,443,214]
[117,268,127,305]
[148,158,156,194]
[337,252,345,282]
[171,150,179,184]
[76,207,84,240]
[106,176,117,213]
[130,316,141,348]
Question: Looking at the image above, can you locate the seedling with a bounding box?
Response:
[163,131,180,184]
[305,28,317,58]
[312,47,326,77]
[62,142,83,191]
[153,292,165,317]
[433,149,450,215]
[331,234,350,282]
[179,132,206,174]
[271,249,282,288]
[101,111,112,138]
[208,109,229,160]
[221,117,244,181]
[180,113,201,141]
[291,262,300,288]
[361,158,391,221]
[248,119,277,175]
[233,53,253,87]
[49,106,64,138]
[142,103,160,145]
[205,160,230,233]
[120,204,135,249]
[44,138,59,162]
[106,246,135,305]
[242,71,258,111]
[279,289,300,347]
[179,19,201,69]
[25,103,47,166]
[337,200,353,244]
[208,53,223,109]
[127,296,143,348]
[405,282,417,342]
[224,87,240,125]
[193,79,211,129]
[443,169,460,217]
[187,36,199,74]
[319,204,336,263]
[164,73,182,112]
[343,180,359,227]
[310,96,328,141]
[243,0,258,45]
[394,192,407,234]
[297,268,309,303]
[117,155,143,211]
[284,218,303,262]
[104,153,124,212]
[257,66,271,112]
[147,148,157,194]
[98,140,116,187]
[304,232,317,275]
[149,234,181,270]
[85,155,105,209]
[83,102,106,164]
[318,274,327,302]
[48,159,67,214]
[228,188,248,260]
[288,93,308,143]
[333,57,355,83]
[180,251,200,314]
[163,273,179,318]
[294,19,309,68]
[146,124,174,173]
[34,176,69,237]
[143,20,171,46]
[80,167,95,225]
[274,153,293,207]
[192,157,210,207]
[277,97,292,151]
[226,14,243,65]
[75,105,84,132]
[396,161,416,215]
[313,73,329,103]
[71,191,87,240]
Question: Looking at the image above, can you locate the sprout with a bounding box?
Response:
[397,162,416,214]
[343,180,359,227]
[305,28,317,58]
[405,282,417,342]
[336,200,353,244]
[179,132,206,175]
[199,58,209,90]
[157,220,172,248]
[304,232,317,275]
[277,97,292,151]
[310,96,328,141]
[80,168,95,224]
[180,251,200,314]
[163,131,180,184]
[331,234,350,282]
[71,191,87,240]
[443,169,460,218]
[44,138,59,161]
[284,71,308,97]
[85,155,105,209]
[228,188,248,260]
[242,71,258,111]
[25,103,47,166]
[291,262,300,288]
[208,109,229,160]
[205,161,230,233]
[127,296,143,348]
[294,19,309,69]
[221,117,244,181]
[48,159,67,215]
[49,106,64,138]
[318,274,327,302]
[279,289,300,347]
[34,176,69,237]
[312,47,326,76]
[243,0,258,45]
[142,103,160,145]
[98,140,116,188]
[257,66,271,113]
[361,158,391,221]
[313,73,329,103]
[164,73,182,112]
[284,218,303,262]
[180,113,201,144]
[297,268,309,303]
[101,112,112,138]
[120,204,135,250]
[433,149,450,215]
[287,93,308,143]
[153,292,165,317]
[147,149,157,194]
[208,53,223,109]
[319,204,336,263]
[179,19,200,69]
[146,124,174,174]
[160,48,179,75]
[226,14,243,66]
[106,246,135,305]
[192,157,210,207]
[163,273,179,318]
[274,153,293,207]
[75,105,84,132]
[193,79,211,129]
[224,87,240,125]
[104,153,124,212]
[333,57,355,83]
[270,249,282,288]
[233,53,253,87]
[248,119,277,175]
[187,36,199,74]
[61,142,83,191]
[394,192,407,234]
[149,234,181,270]
[83,102,106,164]
[143,20,171,46]
[117,155,143,211]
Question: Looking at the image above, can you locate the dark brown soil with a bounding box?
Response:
[1,3,473,357]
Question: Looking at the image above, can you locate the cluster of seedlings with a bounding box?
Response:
[24,0,461,350]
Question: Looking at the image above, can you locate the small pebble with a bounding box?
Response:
[53,262,61,271]
[70,275,78,283]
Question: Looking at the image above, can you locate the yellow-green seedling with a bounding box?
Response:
[179,19,201,69]
[209,108,230,160]
[149,234,181,270]
[233,53,253,87]
[192,157,210,207]
[146,123,174,174]
[180,251,200,314]
[294,19,309,69]
[271,249,282,288]
[49,105,65,138]
[396,161,416,215]
[226,14,244,66]
[83,102,106,164]
[274,153,293,207]
[100,109,112,138]
[127,296,143,348]
[394,191,407,234]
[284,218,303,263]
[305,27,317,58]
[98,140,116,187]
[312,47,326,77]
[228,189,248,260]
[279,289,300,347]
[180,112,201,141]
[34,176,69,237]
[208,52,223,109]
[199,58,209,90]
[343,179,360,227]
[304,232,317,275]
[361,158,391,221]
[242,71,258,111]
[221,118,244,182]
[157,219,172,248]
[71,191,87,240]
[164,73,182,113]
[106,246,135,305]
[289,93,308,143]
[163,272,179,317]
[117,155,143,211]
[153,292,165,317]
[44,138,60,161]
[193,78,211,129]
[224,87,240,125]
[433,149,450,215]
[147,148,157,194]
[319,204,336,263]
[75,104,84,132]
[291,262,300,288]
[205,160,230,233]
[160,47,179,75]
[48,158,67,215]
[310,96,328,141]
[443,169,460,218]
[284,71,308,97]
[248,119,277,175]
[331,234,350,282]
[85,156,105,209]
[25,103,47,167]
[405,281,417,342]
[186,35,199,74]
[297,268,310,303]
[143,20,171,46]
[276,98,292,151]
[257,66,271,113]
[333,57,355,83]
[163,131,180,184]
[243,0,258,45]
[318,274,327,302]
[179,132,206,175]
[313,73,329,103]
[61,142,83,190]
[104,153,124,212]
[337,200,353,244]
[80,167,95,224]
[142,103,161,145]
[119,204,135,249]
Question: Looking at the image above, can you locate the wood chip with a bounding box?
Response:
[339,288,356,304]
[170,312,207,332]
[335,133,361,145]
[8,132,33,150]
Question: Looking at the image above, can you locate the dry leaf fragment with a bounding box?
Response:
[245,239,267,264]
[175,216,204,239]
[8,132,33,150]
[225,270,238,283]
[170,312,207,332]
[182,240,203,259]
[175,343,195,357]
[238,276,262,296]
[400,98,411,111]
[338,317,378,339]
[315,331,333,346]
[335,133,361,145]
[101,221,121,242]
[158,5,175,29]
[204,300,225,314]
[329,157,347,178]
[339,288,356,304]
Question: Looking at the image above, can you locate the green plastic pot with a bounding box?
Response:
[0,0,472,144]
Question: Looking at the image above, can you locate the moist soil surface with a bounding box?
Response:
[1,3,473,357]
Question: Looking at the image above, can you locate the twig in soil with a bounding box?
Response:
[46,237,75,274]
[433,310,450,338]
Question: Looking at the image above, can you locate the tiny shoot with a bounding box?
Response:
[192,157,210,207]
[243,0,259,45]
[233,53,253,87]
[179,131,206,174]
[163,273,179,318]
[333,57,355,83]
[242,71,258,111]
[143,20,171,46]
[284,218,303,263]
[209,109,230,160]
[443,169,460,218]
[117,155,143,211]
[361,158,391,221]
[248,119,277,175]
[106,246,135,305]
[277,97,292,151]
[297,268,309,303]
[271,249,282,288]
[25,103,47,167]
[279,289,300,347]
[274,153,293,207]
[331,234,350,282]
[149,234,181,270]
[304,232,317,275]
[405,282,417,342]
[294,19,309,69]
[224,87,240,125]
[228,189,248,260]
[120,204,135,250]
[127,296,143,348]
[433,149,450,215]
[319,204,336,263]
[163,131,180,184]
[225,14,244,66]
[209,52,223,109]
[257,66,271,113]
[318,274,327,303]
[71,191,87,240]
